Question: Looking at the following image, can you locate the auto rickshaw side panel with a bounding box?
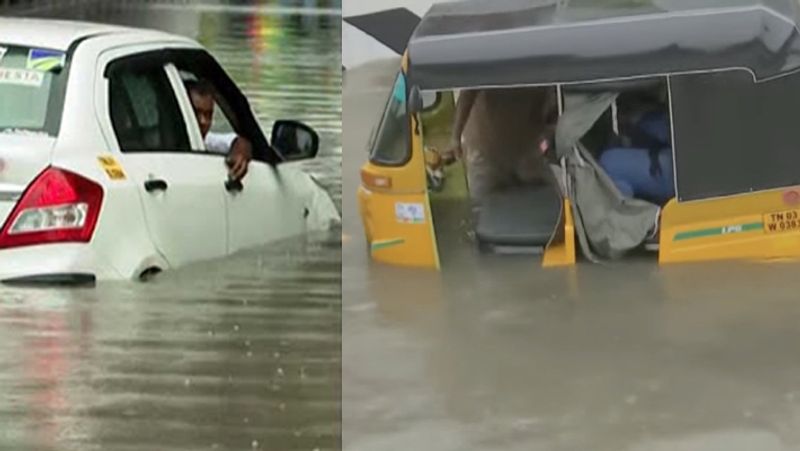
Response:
[358,55,440,269]
[660,188,800,264]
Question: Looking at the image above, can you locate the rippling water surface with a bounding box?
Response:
[0,2,341,450]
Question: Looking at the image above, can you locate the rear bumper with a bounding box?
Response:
[0,243,122,285]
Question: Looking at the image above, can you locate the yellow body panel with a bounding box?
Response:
[660,188,800,264]
[361,154,426,194]
[358,186,439,268]
[543,199,577,267]
[357,56,440,268]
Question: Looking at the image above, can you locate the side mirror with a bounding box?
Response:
[271,120,320,162]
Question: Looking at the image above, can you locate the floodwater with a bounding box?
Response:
[344,60,800,451]
[0,2,341,451]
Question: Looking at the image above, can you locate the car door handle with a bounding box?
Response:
[144,179,168,193]
[225,179,243,193]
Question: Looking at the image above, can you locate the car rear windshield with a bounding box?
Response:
[0,44,68,136]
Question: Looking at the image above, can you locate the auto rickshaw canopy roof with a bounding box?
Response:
[406,0,800,90]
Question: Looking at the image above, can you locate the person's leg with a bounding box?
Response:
[465,148,499,211]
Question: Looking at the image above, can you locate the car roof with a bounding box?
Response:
[0,17,187,51]
[407,0,800,90]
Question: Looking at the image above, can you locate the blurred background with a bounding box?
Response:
[0,1,341,450]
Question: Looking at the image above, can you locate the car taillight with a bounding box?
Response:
[0,167,104,249]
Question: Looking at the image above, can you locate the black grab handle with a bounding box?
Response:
[144,179,168,193]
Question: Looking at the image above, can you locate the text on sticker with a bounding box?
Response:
[765,209,800,234]
[0,68,44,88]
[98,156,117,166]
[97,156,127,181]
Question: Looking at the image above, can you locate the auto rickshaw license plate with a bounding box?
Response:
[764,209,800,234]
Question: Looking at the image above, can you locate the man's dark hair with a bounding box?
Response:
[185,78,215,97]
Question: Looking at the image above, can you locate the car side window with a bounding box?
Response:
[166,48,279,164]
[177,69,238,150]
[108,62,190,152]
[210,92,236,136]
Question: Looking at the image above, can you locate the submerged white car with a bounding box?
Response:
[0,18,340,285]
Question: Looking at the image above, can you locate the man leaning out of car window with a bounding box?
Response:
[185,79,253,180]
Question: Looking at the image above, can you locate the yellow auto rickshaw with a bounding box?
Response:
[358,0,800,269]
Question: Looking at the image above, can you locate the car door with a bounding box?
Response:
[97,48,228,268]
[228,160,307,253]
[168,49,305,254]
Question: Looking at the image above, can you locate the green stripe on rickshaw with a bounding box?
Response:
[371,238,405,251]
[673,222,763,241]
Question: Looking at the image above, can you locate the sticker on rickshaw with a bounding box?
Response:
[764,208,800,234]
[395,202,425,224]
[783,190,800,206]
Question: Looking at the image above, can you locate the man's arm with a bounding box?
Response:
[205,132,252,180]
[205,132,238,154]
[444,90,478,160]
[227,136,252,180]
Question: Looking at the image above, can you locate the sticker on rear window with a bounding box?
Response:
[97,155,127,181]
[27,49,66,72]
[0,68,44,87]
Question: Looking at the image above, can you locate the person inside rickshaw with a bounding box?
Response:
[598,89,675,206]
[443,86,559,206]
[440,86,562,251]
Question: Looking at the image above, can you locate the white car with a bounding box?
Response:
[0,18,340,285]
